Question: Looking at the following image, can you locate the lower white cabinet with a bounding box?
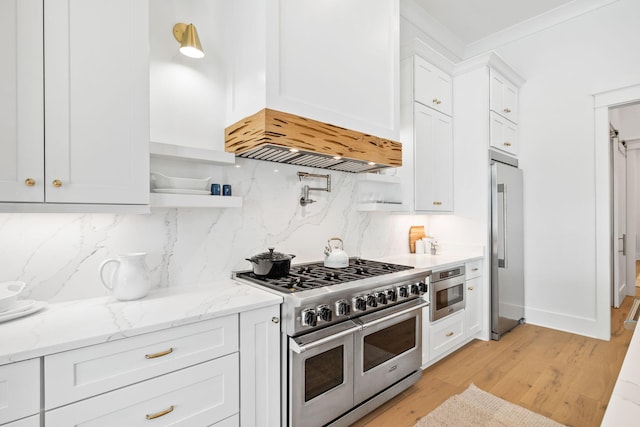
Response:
[0,358,40,425]
[3,415,40,427]
[465,259,483,338]
[45,354,239,426]
[428,310,466,362]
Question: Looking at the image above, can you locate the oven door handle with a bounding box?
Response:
[290,324,361,354]
[360,300,430,330]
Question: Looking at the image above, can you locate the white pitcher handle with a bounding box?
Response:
[99,258,119,291]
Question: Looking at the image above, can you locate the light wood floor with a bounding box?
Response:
[351,288,638,427]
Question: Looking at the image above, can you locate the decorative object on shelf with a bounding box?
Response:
[211,183,221,195]
[99,252,151,301]
[150,172,210,193]
[222,184,232,196]
[297,171,330,206]
[172,23,204,59]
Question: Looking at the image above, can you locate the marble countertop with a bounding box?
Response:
[0,280,282,365]
[377,251,484,270]
[601,320,640,426]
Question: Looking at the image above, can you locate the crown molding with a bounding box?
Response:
[454,52,525,87]
[463,0,620,58]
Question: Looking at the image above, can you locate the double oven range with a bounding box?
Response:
[235,258,430,427]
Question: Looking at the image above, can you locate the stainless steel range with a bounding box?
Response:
[234,258,431,427]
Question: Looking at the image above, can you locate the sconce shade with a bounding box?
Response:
[173,23,204,59]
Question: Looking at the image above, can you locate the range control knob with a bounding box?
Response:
[386,288,397,302]
[335,299,351,316]
[366,294,378,308]
[353,296,367,312]
[377,292,387,305]
[317,304,332,322]
[410,283,420,295]
[418,281,428,294]
[301,308,317,327]
[398,285,409,298]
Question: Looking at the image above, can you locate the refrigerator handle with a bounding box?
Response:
[498,183,507,268]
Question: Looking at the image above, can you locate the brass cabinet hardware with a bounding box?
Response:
[145,405,174,420]
[432,98,442,105]
[25,178,36,187]
[503,108,511,113]
[468,286,474,291]
[433,201,442,206]
[52,179,62,187]
[271,317,279,324]
[445,331,454,337]
[144,348,174,359]
[472,267,479,271]
[504,142,512,147]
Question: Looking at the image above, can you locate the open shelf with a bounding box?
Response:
[149,193,242,208]
[150,142,235,165]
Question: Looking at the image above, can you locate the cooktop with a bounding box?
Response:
[234,258,414,293]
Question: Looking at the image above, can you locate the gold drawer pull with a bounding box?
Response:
[472,267,479,271]
[433,201,442,206]
[446,331,454,337]
[25,178,36,187]
[145,405,174,420]
[432,98,442,105]
[503,108,511,113]
[52,179,62,187]
[468,286,474,291]
[504,142,512,147]
[145,348,174,359]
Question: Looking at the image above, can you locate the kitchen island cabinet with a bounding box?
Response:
[0,281,281,426]
[0,0,149,211]
[0,358,40,426]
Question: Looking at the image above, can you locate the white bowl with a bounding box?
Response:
[0,281,26,312]
[150,172,210,191]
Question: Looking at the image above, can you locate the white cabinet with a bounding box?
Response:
[414,103,453,212]
[0,0,43,203]
[414,56,452,116]
[490,112,519,156]
[465,259,484,338]
[3,415,40,427]
[45,355,239,426]
[490,69,519,123]
[0,358,40,425]
[428,311,466,362]
[227,0,399,141]
[0,0,149,208]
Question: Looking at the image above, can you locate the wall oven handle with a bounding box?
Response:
[290,325,361,354]
[360,300,429,329]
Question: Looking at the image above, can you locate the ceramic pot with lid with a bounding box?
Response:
[246,247,296,278]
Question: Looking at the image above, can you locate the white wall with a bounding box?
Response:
[488,0,640,337]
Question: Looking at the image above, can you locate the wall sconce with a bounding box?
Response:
[173,23,204,59]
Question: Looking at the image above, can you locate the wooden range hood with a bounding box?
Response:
[224,109,402,173]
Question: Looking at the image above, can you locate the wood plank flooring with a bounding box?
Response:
[350,290,637,427]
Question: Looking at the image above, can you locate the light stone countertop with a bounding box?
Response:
[377,251,484,270]
[601,320,640,426]
[0,279,282,365]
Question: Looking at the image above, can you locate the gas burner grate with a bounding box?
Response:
[235,258,414,293]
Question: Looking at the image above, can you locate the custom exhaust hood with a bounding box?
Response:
[224,109,402,173]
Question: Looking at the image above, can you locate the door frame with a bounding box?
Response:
[594,83,640,340]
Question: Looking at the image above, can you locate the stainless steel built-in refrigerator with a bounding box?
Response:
[491,155,525,340]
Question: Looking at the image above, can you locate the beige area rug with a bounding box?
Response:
[414,384,565,427]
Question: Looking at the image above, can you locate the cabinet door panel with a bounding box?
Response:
[414,104,453,212]
[465,276,483,337]
[490,69,518,123]
[414,56,452,116]
[0,0,43,202]
[44,0,149,204]
[490,112,518,156]
[0,358,40,424]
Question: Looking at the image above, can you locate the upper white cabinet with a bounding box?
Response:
[490,111,519,156]
[0,0,43,203]
[0,0,149,208]
[414,56,452,116]
[490,69,519,123]
[226,0,400,141]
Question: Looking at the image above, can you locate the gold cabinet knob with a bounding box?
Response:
[503,108,511,113]
[52,179,62,187]
[468,286,474,291]
[432,98,442,105]
[446,331,454,337]
[504,142,512,147]
[25,178,36,187]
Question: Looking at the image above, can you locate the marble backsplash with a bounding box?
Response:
[0,158,482,303]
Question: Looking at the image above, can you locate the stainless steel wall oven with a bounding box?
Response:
[234,259,430,427]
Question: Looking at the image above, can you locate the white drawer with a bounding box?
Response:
[465,259,483,280]
[0,358,40,424]
[2,414,40,427]
[429,311,465,361]
[46,353,239,427]
[45,315,238,409]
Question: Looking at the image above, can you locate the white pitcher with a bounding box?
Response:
[99,253,151,301]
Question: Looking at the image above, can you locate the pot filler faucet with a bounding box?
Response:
[298,171,331,206]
